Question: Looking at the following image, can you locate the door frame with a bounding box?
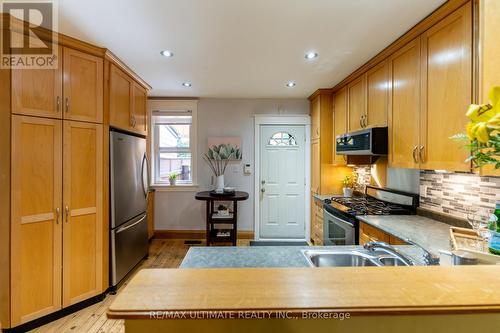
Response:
[254,115,311,241]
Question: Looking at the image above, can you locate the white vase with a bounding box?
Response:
[343,187,353,197]
[216,175,225,190]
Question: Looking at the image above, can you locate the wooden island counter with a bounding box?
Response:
[108,266,500,332]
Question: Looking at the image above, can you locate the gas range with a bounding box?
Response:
[325,196,414,216]
[322,186,419,246]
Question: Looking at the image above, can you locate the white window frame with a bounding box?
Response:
[148,99,198,190]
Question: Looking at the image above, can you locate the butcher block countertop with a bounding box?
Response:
[108,265,500,319]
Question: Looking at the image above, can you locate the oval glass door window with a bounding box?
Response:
[268,132,297,146]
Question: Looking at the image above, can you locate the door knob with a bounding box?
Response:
[261,188,266,193]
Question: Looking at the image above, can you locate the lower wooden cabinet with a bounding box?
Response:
[359,222,407,246]
[62,121,103,307]
[10,115,103,326]
[310,197,324,245]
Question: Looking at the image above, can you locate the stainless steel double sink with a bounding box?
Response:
[302,249,412,267]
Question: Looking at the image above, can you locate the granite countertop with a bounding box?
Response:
[357,215,452,256]
[312,193,338,201]
[180,245,425,268]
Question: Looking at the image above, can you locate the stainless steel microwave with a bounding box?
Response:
[336,127,388,155]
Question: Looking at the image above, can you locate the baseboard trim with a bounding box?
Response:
[154,229,254,240]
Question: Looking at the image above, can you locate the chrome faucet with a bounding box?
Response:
[363,241,415,266]
[403,238,440,265]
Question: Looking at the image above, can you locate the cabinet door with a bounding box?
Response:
[366,60,389,127]
[311,96,320,140]
[333,87,347,165]
[110,64,133,130]
[11,45,63,119]
[11,115,62,325]
[347,75,366,131]
[63,48,103,123]
[132,83,148,135]
[311,139,320,194]
[62,121,103,307]
[388,38,421,169]
[420,2,472,172]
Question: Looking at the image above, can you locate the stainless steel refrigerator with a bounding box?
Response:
[110,129,149,286]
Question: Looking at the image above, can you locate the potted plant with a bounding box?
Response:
[202,144,242,191]
[217,204,229,216]
[168,173,177,186]
[342,175,353,197]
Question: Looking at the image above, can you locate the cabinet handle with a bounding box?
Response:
[65,206,70,223]
[56,96,60,112]
[359,117,363,128]
[363,115,367,128]
[412,146,418,163]
[419,145,425,163]
[65,97,69,113]
[55,208,60,224]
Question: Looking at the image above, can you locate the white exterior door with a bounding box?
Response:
[259,125,306,239]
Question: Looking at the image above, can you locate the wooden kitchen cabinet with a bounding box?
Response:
[11,45,63,119]
[110,64,148,135]
[388,37,421,169]
[359,222,407,246]
[62,121,103,307]
[311,96,321,140]
[311,198,324,245]
[333,87,347,165]
[366,60,389,128]
[10,115,62,326]
[347,75,366,132]
[419,2,472,172]
[63,48,103,123]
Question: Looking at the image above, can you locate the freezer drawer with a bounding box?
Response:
[111,213,148,286]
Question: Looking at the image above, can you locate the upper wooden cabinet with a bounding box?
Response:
[110,64,148,135]
[420,2,472,172]
[62,121,103,307]
[388,37,421,169]
[11,45,63,119]
[311,96,321,140]
[333,87,347,165]
[366,60,389,128]
[63,48,103,123]
[347,75,366,132]
[10,115,62,326]
[11,47,103,124]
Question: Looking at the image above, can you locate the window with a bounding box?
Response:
[150,102,197,186]
[268,132,297,146]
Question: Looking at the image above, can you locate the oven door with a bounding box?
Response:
[323,210,355,245]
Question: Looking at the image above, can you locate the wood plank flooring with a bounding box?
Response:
[31,239,250,333]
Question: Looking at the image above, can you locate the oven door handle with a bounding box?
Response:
[324,211,355,229]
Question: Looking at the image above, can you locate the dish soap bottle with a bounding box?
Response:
[495,203,500,232]
[488,214,500,255]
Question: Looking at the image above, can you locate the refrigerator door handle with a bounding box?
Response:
[116,214,147,234]
[140,153,148,200]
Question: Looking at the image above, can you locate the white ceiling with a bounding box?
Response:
[59,0,446,98]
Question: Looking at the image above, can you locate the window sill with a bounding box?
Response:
[151,184,200,192]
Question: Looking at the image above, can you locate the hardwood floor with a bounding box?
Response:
[31,239,250,333]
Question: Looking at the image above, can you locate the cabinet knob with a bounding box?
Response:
[55,208,60,224]
[65,97,69,113]
[56,96,60,112]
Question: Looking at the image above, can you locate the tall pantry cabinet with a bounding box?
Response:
[9,46,104,326]
[0,20,150,329]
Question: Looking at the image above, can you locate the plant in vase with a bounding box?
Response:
[203,143,242,191]
[168,173,177,186]
[452,86,500,169]
[342,175,353,197]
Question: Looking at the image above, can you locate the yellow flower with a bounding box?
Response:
[466,104,495,122]
[488,86,500,107]
[475,123,490,143]
[466,122,476,140]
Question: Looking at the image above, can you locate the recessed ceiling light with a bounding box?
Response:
[182,82,192,87]
[160,50,174,57]
[305,52,318,60]
[286,81,296,88]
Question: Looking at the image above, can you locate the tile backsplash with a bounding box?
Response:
[420,171,500,221]
[353,166,371,192]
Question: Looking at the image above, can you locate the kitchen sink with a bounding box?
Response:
[305,252,380,267]
[302,250,413,267]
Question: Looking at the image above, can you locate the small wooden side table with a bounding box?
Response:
[195,191,249,246]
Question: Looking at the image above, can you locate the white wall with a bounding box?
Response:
[154,98,309,232]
